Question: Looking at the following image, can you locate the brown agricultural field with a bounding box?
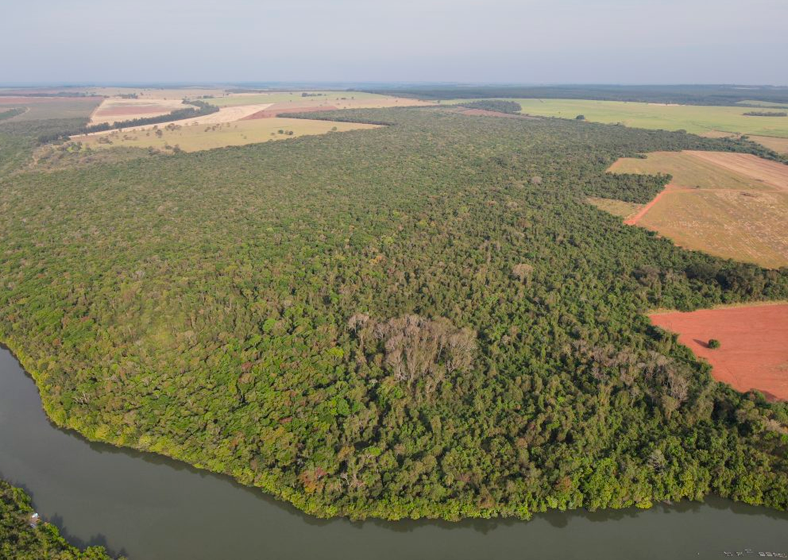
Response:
[685,150,788,190]
[606,151,788,268]
[650,304,788,401]
[749,135,788,155]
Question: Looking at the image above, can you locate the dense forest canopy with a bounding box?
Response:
[458,100,522,114]
[0,105,787,524]
[364,84,788,106]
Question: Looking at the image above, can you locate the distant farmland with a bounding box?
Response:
[449,98,788,139]
[206,91,427,109]
[0,96,102,121]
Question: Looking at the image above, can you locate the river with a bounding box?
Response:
[1,347,786,559]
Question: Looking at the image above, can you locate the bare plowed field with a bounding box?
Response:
[650,304,788,401]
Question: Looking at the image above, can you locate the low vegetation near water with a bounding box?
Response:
[1,101,787,525]
[0,480,116,559]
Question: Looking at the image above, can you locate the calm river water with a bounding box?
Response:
[1,347,786,560]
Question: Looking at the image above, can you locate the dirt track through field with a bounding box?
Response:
[624,185,686,226]
[650,304,788,401]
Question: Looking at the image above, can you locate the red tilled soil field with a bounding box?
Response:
[650,304,788,401]
[242,105,339,120]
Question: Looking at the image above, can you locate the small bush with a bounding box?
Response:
[708,339,721,349]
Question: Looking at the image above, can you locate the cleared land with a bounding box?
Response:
[686,150,788,189]
[76,117,379,152]
[607,151,788,268]
[609,151,782,191]
[586,197,643,220]
[750,135,788,155]
[447,99,788,141]
[650,304,788,401]
[698,130,788,155]
[77,103,274,138]
[89,98,194,126]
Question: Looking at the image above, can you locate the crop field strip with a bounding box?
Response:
[445,98,788,143]
[607,151,788,268]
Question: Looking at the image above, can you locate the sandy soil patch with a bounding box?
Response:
[90,98,190,125]
[650,304,788,401]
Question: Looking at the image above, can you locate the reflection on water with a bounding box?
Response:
[1,347,786,560]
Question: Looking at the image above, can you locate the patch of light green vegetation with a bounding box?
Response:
[447,98,788,138]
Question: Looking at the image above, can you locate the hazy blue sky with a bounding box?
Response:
[2,0,786,85]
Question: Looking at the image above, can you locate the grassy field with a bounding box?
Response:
[639,188,788,268]
[736,100,788,109]
[607,151,788,268]
[447,99,788,139]
[609,151,777,190]
[586,197,642,219]
[76,117,379,152]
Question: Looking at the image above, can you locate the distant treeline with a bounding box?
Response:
[37,100,219,143]
[363,85,788,106]
[743,111,787,117]
[459,100,522,113]
[0,107,25,121]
